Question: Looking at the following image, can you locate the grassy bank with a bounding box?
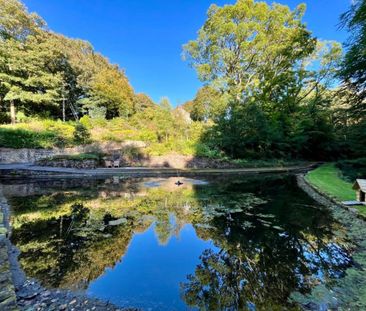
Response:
[306,163,366,216]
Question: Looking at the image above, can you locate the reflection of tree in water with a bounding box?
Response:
[11,202,140,290]
[181,193,352,310]
[10,178,203,289]
[8,175,353,306]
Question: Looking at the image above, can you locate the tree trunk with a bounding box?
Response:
[10,100,16,125]
[62,99,66,122]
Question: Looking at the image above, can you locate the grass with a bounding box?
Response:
[306,163,366,216]
[0,121,76,148]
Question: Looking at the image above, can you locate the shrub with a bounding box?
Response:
[79,115,92,129]
[120,146,145,161]
[336,158,366,181]
[0,128,58,149]
[73,123,91,145]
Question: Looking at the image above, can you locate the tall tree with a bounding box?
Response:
[340,0,366,101]
[337,0,366,158]
[0,33,64,123]
[185,86,222,121]
[0,0,138,123]
[183,0,316,102]
[83,66,135,119]
[184,0,341,159]
[133,93,156,112]
[0,0,43,41]
[0,0,65,123]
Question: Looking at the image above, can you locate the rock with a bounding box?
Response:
[108,218,127,226]
[18,291,38,299]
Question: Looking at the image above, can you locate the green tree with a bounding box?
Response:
[0,0,43,41]
[184,0,342,160]
[82,66,134,119]
[340,0,366,101]
[0,33,64,124]
[0,0,138,123]
[338,0,366,158]
[0,0,63,123]
[183,0,316,101]
[133,93,156,112]
[186,86,222,121]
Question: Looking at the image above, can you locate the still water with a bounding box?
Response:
[5,174,356,310]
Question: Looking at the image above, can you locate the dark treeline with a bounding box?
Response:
[0,0,365,161]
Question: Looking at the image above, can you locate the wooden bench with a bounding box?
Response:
[104,160,112,168]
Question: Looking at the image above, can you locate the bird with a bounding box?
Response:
[175,180,183,186]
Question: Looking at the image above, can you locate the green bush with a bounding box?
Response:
[73,123,91,145]
[0,128,59,149]
[336,158,366,181]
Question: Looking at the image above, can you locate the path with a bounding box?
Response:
[0,163,317,178]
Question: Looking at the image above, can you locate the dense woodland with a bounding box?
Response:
[0,0,365,161]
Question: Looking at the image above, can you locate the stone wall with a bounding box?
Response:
[36,159,97,169]
[0,141,146,164]
[0,190,18,310]
[121,154,239,169]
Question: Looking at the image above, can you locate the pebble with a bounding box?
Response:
[15,281,129,310]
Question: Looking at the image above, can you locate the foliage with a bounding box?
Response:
[0,0,142,123]
[0,119,75,148]
[133,93,156,112]
[81,67,135,119]
[183,0,316,98]
[0,0,43,41]
[73,122,91,145]
[335,0,366,160]
[183,86,223,121]
[0,127,59,148]
[336,158,366,181]
[340,0,366,101]
[0,0,364,163]
[183,0,343,160]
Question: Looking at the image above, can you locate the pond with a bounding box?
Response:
[3,174,362,310]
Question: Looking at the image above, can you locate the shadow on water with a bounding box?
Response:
[2,174,361,310]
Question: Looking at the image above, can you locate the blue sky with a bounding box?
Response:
[23,0,350,106]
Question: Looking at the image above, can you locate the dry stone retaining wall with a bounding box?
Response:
[0,189,18,310]
[0,141,146,164]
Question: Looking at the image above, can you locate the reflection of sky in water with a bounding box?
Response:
[6,175,357,311]
[87,223,216,311]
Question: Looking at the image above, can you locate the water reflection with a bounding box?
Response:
[6,175,353,310]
